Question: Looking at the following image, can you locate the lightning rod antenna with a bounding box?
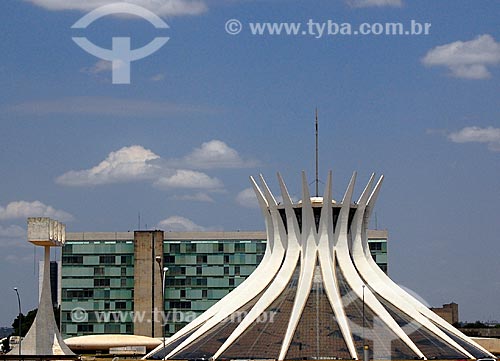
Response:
[315,108,319,197]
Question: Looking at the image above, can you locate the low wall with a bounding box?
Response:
[471,337,500,355]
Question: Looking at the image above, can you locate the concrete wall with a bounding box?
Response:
[471,337,500,356]
[133,231,164,337]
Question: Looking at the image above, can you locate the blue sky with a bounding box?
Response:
[0,0,499,327]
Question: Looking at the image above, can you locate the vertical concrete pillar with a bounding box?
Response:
[8,218,73,356]
[9,247,74,355]
[133,230,164,337]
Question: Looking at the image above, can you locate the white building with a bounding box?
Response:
[147,171,495,360]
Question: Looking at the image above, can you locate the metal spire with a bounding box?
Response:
[315,108,319,197]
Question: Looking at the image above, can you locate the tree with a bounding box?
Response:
[462,321,487,329]
[10,306,61,338]
[11,309,37,337]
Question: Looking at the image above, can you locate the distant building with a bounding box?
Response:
[60,229,388,338]
[38,260,61,307]
[367,230,388,273]
[430,302,459,325]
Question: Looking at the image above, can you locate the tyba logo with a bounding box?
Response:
[72,3,169,84]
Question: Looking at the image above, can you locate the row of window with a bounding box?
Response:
[63,253,264,266]
[178,289,208,298]
[165,277,208,286]
[64,308,131,324]
[169,301,191,309]
[167,242,266,254]
[62,255,133,265]
[94,266,128,276]
[173,266,244,276]
[369,242,384,251]
[93,278,131,287]
[64,289,133,301]
[63,256,83,264]
[64,289,93,298]
[94,278,110,287]
[73,323,133,333]
[164,277,241,287]
[164,254,264,265]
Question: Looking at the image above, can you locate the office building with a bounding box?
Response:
[60,229,388,338]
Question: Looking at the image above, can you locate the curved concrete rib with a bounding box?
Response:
[350,177,474,359]
[202,175,292,359]
[277,172,301,241]
[353,179,472,357]
[317,172,358,359]
[146,177,278,359]
[259,174,287,254]
[336,174,427,360]
[211,247,300,360]
[279,173,319,360]
[212,175,300,359]
[166,176,287,359]
[320,171,335,237]
[212,190,300,360]
[359,177,494,358]
[155,170,491,361]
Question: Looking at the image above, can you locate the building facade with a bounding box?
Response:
[61,230,388,338]
[38,260,61,307]
[366,229,388,273]
[430,302,459,325]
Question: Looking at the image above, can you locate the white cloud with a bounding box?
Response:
[422,34,500,79]
[56,141,257,190]
[347,0,402,8]
[25,0,207,16]
[448,126,500,151]
[0,201,74,221]
[171,193,215,202]
[450,64,491,79]
[8,96,217,117]
[56,145,161,186]
[236,187,258,208]
[154,170,222,189]
[179,140,258,169]
[157,216,206,231]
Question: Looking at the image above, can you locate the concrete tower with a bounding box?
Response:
[9,218,74,356]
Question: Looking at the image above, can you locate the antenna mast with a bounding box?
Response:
[315,108,319,197]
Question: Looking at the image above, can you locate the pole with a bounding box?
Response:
[162,267,168,351]
[362,285,365,344]
[362,285,369,361]
[156,256,168,355]
[152,232,156,338]
[315,108,319,197]
[13,287,22,355]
